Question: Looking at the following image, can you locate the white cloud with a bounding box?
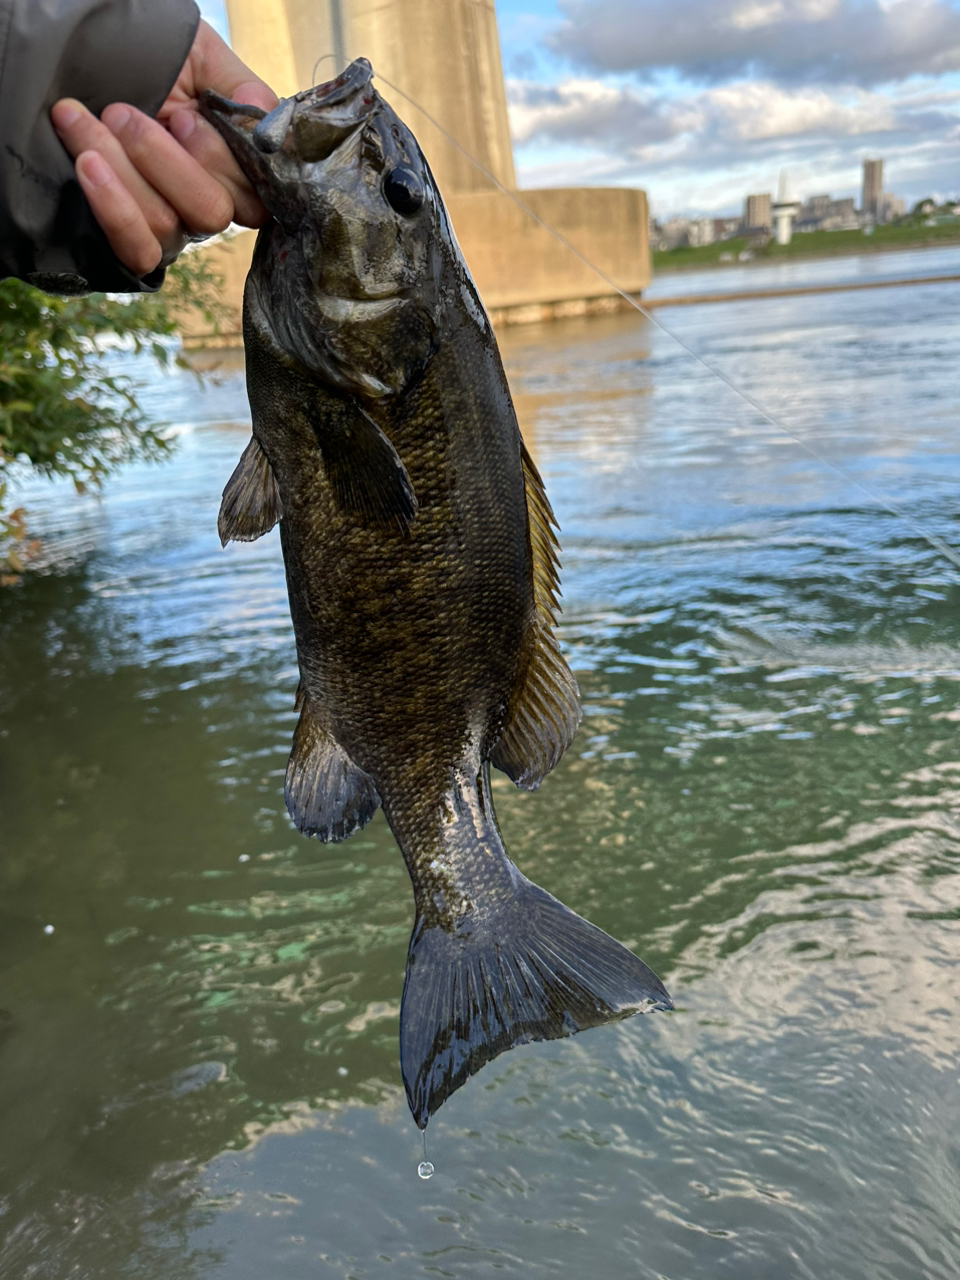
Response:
[509,76,960,212]
[550,0,960,87]
[509,78,949,153]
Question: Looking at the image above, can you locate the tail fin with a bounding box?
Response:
[400,868,671,1129]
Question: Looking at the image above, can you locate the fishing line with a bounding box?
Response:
[375,71,960,577]
[311,51,339,85]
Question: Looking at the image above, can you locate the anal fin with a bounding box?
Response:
[285,699,381,841]
[218,436,282,546]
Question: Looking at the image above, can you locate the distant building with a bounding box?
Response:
[653,216,718,249]
[802,194,831,221]
[744,193,772,231]
[879,192,905,222]
[862,158,883,221]
[797,196,858,231]
[657,217,694,249]
[713,216,743,241]
[687,217,716,247]
[772,171,800,245]
[821,198,859,230]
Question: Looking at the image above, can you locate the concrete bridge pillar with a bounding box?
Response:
[224,0,515,197]
[183,1,650,341]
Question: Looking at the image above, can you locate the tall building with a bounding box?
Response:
[744,193,772,231]
[862,158,883,221]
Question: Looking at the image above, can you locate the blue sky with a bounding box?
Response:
[199,1,960,218]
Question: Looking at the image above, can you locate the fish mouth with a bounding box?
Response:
[200,57,378,169]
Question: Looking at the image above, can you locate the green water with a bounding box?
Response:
[2,250,960,1277]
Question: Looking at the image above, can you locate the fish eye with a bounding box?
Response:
[383,166,424,216]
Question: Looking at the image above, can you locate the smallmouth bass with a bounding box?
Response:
[201,59,670,1129]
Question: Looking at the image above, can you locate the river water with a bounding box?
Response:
[2,247,960,1278]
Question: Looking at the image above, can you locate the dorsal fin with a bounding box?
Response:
[218,436,282,546]
[491,440,581,790]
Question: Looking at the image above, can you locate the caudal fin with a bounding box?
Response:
[399,868,671,1129]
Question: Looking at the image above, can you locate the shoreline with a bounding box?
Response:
[645,272,960,308]
[653,234,960,276]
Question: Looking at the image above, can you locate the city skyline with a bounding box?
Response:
[652,157,914,250]
[199,0,960,219]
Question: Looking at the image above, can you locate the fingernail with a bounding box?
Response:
[78,152,112,187]
[169,110,196,141]
[104,104,131,132]
[52,98,82,129]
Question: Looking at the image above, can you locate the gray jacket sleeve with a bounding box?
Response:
[0,0,200,294]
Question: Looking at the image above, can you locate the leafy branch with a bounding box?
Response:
[0,253,225,582]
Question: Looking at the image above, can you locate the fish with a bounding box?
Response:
[200,58,672,1130]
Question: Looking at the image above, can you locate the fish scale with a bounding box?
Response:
[201,56,671,1130]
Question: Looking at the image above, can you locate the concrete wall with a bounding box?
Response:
[446,187,650,313]
[179,1,651,342]
[181,187,650,343]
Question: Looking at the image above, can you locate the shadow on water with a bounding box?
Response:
[2,251,960,1277]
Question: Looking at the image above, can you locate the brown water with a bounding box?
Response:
[2,249,960,1278]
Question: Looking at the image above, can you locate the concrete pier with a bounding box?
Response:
[184,0,649,340]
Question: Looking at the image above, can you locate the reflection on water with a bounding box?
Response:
[2,249,960,1277]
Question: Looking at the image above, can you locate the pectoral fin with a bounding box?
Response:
[218,436,282,546]
[319,405,418,534]
[492,440,581,789]
[285,696,381,842]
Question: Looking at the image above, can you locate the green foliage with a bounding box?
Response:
[0,253,224,583]
[0,480,40,586]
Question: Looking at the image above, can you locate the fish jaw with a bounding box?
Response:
[199,59,379,231]
[201,58,450,400]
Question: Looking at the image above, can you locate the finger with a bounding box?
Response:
[167,108,268,228]
[191,22,278,113]
[52,99,182,246]
[159,21,278,118]
[74,151,163,277]
[101,103,234,236]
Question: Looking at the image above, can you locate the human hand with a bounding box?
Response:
[51,20,278,279]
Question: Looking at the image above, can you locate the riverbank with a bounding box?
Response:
[646,270,960,308]
[653,221,960,273]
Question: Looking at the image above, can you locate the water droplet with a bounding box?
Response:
[337,1066,348,1076]
[238,854,250,863]
[417,1161,434,1180]
[43,924,55,935]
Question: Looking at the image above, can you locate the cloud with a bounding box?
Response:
[508,81,676,148]
[549,0,960,87]
[509,78,954,154]
[508,77,960,211]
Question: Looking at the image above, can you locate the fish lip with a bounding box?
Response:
[197,58,373,131]
[307,57,374,108]
[200,58,378,168]
[251,59,376,155]
[198,89,267,142]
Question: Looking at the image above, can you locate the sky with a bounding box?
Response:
[198,0,960,219]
